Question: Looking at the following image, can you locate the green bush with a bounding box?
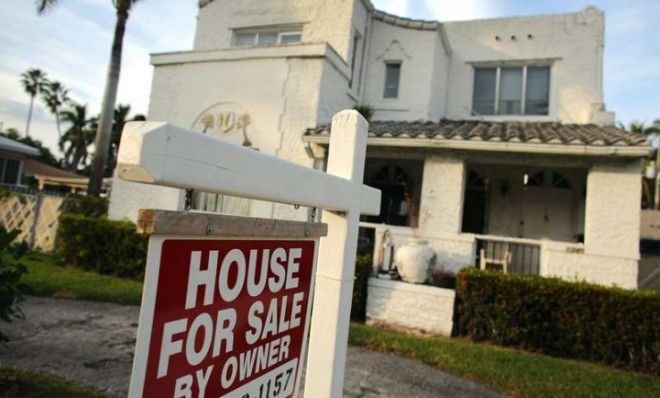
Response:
[56,214,148,280]
[353,104,374,121]
[454,268,660,375]
[0,226,28,342]
[60,194,108,218]
[351,255,372,322]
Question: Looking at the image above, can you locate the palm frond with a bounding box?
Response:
[36,0,59,14]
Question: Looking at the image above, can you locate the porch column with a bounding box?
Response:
[418,154,466,235]
[584,161,641,259]
[581,160,641,288]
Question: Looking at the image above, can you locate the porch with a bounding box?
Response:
[306,119,647,288]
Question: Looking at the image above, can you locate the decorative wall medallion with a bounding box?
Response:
[191,102,254,148]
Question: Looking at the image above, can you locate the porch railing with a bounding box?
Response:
[476,237,541,276]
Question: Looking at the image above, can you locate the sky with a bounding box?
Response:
[1,0,658,154]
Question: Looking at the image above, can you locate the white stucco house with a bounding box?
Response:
[109,0,649,289]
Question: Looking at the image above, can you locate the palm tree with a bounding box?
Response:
[19,68,47,138]
[107,104,145,176]
[59,104,97,172]
[41,80,70,140]
[618,121,660,142]
[37,0,143,196]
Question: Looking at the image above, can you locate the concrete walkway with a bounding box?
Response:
[0,297,501,398]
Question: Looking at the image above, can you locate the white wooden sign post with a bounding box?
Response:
[119,110,379,397]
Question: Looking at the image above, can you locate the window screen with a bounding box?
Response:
[525,66,550,115]
[472,68,496,115]
[233,32,256,46]
[498,67,523,115]
[383,63,401,98]
[280,33,301,44]
[257,32,278,45]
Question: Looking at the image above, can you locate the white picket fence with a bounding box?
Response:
[0,186,64,251]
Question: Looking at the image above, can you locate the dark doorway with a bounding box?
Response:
[363,159,423,227]
[462,170,487,234]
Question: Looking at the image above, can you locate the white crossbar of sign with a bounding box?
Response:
[116,121,380,215]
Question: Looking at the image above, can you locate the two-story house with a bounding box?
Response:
[109,1,649,288]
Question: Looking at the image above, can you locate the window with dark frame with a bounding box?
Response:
[383,62,401,99]
[472,65,550,116]
[0,158,20,185]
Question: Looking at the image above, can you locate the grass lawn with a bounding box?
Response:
[18,251,142,305]
[0,367,105,398]
[350,323,660,398]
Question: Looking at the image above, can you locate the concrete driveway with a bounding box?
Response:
[0,297,501,398]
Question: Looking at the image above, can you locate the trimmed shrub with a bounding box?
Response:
[56,214,147,280]
[429,269,457,289]
[0,226,28,342]
[351,255,372,322]
[454,268,660,375]
[60,195,108,218]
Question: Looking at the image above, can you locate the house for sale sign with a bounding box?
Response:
[128,211,326,398]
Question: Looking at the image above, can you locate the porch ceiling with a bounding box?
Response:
[303,120,650,157]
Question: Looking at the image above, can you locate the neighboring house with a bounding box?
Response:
[109,1,649,289]
[0,135,40,187]
[0,135,89,193]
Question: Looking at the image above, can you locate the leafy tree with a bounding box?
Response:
[107,104,145,176]
[19,68,47,138]
[59,104,97,172]
[0,128,60,168]
[37,0,143,196]
[41,80,70,140]
[0,226,28,343]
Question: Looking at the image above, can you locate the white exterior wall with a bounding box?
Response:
[367,278,455,336]
[194,0,358,62]
[542,249,638,289]
[109,45,351,222]
[443,7,607,123]
[585,161,642,260]
[418,154,465,235]
[361,20,446,121]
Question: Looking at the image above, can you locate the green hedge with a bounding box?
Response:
[60,194,108,218]
[454,268,660,375]
[351,255,372,322]
[56,214,148,280]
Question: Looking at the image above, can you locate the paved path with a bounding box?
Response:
[0,297,501,398]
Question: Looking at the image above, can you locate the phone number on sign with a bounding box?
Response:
[229,359,298,398]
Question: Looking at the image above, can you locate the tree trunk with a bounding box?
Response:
[87,8,128,196]
[55,109,62,140]
[25,96,35,138]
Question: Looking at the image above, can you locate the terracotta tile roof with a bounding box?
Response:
[305,120,649,147]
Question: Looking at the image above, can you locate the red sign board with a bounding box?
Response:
[130,238,317,398]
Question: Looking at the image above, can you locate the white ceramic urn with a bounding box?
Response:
[395,239,437,284]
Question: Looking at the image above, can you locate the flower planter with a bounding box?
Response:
[395,238,436,284]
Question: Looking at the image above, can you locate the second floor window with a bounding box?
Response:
[232,29,302,47]
[384,62,401,99]
[472,65,550,116]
